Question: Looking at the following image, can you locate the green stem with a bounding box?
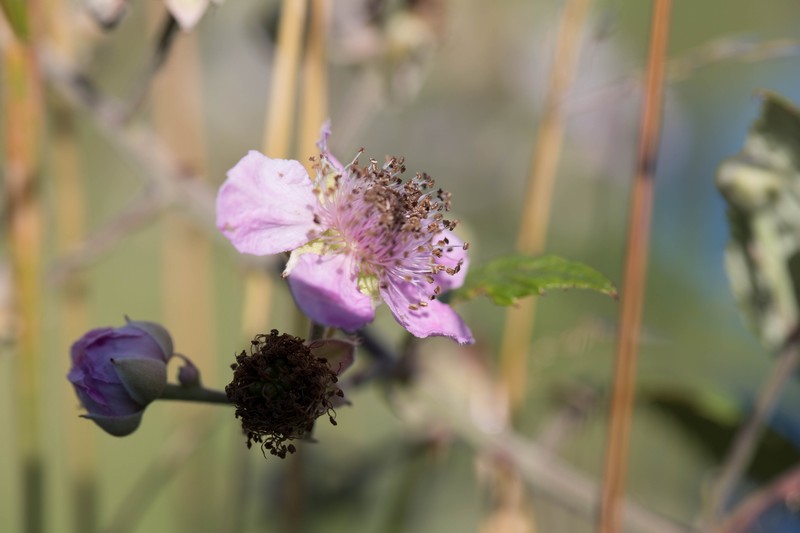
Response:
[309,321,326,341]
[159,384,230,404]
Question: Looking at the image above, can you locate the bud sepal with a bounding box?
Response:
[81,411,144,438]
[111,357,168,406]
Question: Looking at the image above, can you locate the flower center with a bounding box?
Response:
[311,155,463,303]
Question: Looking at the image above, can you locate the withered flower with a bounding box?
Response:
[226,330,353,458]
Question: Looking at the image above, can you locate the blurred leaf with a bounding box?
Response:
[646,390,800,483]
[0,0,29,41]
[717,93,800,351]
[452,254,617,306]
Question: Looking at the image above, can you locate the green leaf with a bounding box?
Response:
[646,389,800,484]
[451,254,617,306]
[717,92,800,351]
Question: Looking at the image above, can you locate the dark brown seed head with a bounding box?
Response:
[226,330,342,459]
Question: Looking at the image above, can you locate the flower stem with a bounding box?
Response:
[309,321,326,341]
[159,384,231,404]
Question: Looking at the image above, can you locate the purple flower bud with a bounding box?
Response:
[67,318,173,437]
[177,360,201,387]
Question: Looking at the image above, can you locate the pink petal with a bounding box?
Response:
[433,230,469,292]
[287,253,375,330]
[381,280,474,344]
[165,0,209,30]
[216,151,318,256]
[316,121,344,173]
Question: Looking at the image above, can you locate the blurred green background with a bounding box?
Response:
[4,0,800,531]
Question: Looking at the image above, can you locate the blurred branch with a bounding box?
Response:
[357,338,688,532]
[341,329,424,391]
[404,377,692,533]
[116,11,180,123]
[569,36,800,116]
[100,423,220,533]
[668,36,800,81]
[536,385,599,452]
[704,333,800,525]
[39,47,255,281]
[49,190,165,282]
[356,327,395,366]
[716,461,800,533]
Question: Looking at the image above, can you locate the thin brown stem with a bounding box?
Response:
[597,1,672,532]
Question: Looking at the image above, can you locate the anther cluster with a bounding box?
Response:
[312,154,465,310]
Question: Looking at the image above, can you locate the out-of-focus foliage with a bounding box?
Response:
[0,0,28,40]
[717,94,800,351]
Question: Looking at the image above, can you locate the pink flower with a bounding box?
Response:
[216,124,473,344]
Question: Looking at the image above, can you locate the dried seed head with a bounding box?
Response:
[225,330,342,459]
